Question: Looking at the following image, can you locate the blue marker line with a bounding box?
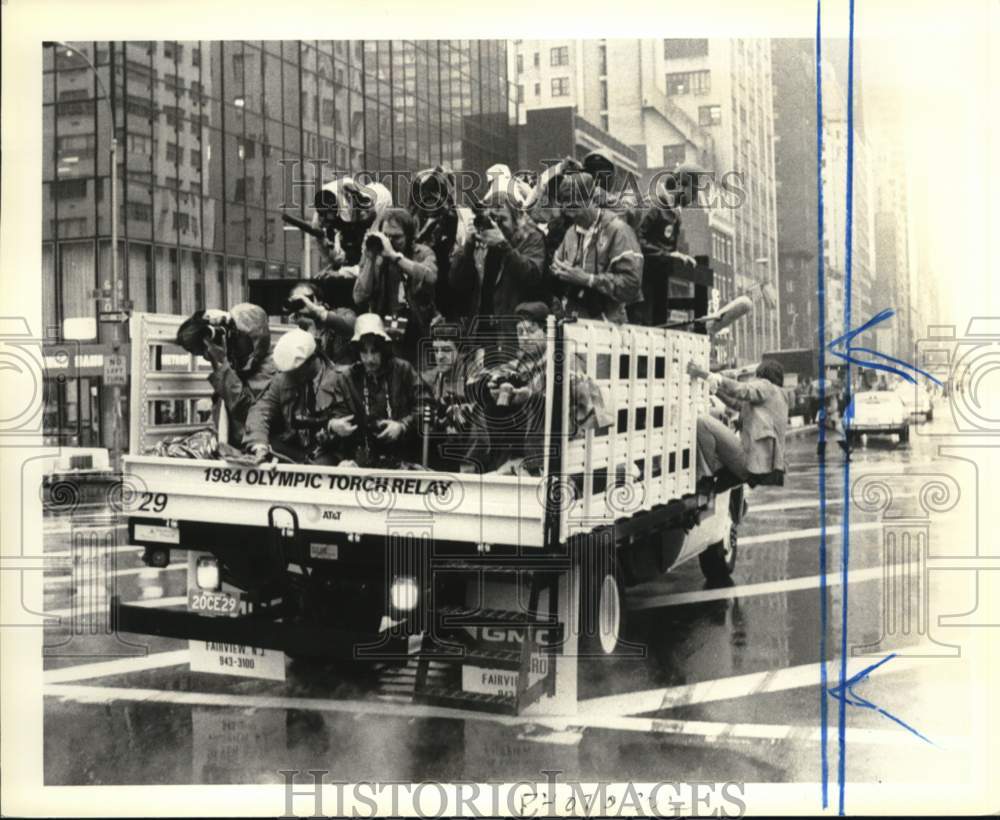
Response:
[814,1,830,808]
[828,654,935,746]
[839,0,857,812]
[827,309,944,385]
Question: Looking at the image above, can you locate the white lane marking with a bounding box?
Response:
[46,596,187,619]
[41,682,954,747]
[44,546,142,559]
[44,650,191,684]
[44,565,185,586]
[751,491,916,514]
[628,563,893,610]
[575,649,941,717]
[742,520,883,546]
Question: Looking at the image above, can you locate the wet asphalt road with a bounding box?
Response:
[41,414,988,794]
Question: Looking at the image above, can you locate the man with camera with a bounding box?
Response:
[283,279,357,366]
[322,314,428,469]
[242,328,344,465]
[175,303,277,446]
[550,172,644,325]
[449,188,548,354]
[352,207,438,366]
[311,178,392,273]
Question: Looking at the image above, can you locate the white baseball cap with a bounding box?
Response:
[273,328,316,372]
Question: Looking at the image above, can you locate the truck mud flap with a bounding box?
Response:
[110,596,408,661]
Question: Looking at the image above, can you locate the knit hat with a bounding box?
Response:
[273,328,316,373]
[514,301,550,328]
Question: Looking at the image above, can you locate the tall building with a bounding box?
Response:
[818,60,878,344]
[873,139,912,359]
[510,38,776,366]
[42,39,517,449]
[660,38,780,363]
[771,39,819,352]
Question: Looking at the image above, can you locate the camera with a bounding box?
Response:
[365,233,385,255]
[175,310,233,357]
[284,297,308,315]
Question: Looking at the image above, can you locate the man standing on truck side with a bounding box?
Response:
[687,358,789,489]
[243,328,343,465]
[284,279,357,366]
[177,302,277,447]
[549,172,644,324]
[323,314,427,469]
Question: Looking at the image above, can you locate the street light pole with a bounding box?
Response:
[50,41,123,472]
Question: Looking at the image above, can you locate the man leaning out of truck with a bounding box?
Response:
[243,328,343,465]
[322,313,428,469]
[687,358,789,490]
[179,303,277,447]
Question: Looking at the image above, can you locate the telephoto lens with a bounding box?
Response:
[365,234,383,254]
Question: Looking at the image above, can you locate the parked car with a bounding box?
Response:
[848,390,910,445]
[894,381,933,421]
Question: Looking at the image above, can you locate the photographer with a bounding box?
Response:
[175,303,277,446]
[283,279,357,366]
[449,189,547,354]
[311,178,392,273]
[550,172,644,324]
[324,314,428,469]
[687,359,789,489]
[353,207,438,366]
[409,166,467,321]
[420,321,482,472]
[242,328,343,465]
[469,302,611,475]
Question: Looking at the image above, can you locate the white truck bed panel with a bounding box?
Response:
[123,456,547,547]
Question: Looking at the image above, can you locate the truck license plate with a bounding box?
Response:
[188,589,239,617]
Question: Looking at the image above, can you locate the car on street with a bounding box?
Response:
[848,389,910,444]
[894,381,934,421]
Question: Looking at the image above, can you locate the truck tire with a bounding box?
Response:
[699,523,738,583]
[578,541,626,657]
[898,425,910,444]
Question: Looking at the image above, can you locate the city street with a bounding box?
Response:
[40,415,986,790]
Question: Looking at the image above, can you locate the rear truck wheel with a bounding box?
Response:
[578,540,626,657]
[899,425,910,444]
[699,522,738,583]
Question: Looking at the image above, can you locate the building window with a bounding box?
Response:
[534,82,540,96]
[550,46,569,67]
[192,46,201,67]
[190,148,202,168]
[232,53,245,84]
[126,133,152,155]
[533,52,539,68]
[663,39,709,59]
[551,77,570,97]
[127,202,151,222]
[698,104,722,126]
[173,211,191,232]
[600,80,608,110]
[600,114,609,131]
[663,144,686,169]
[516,53,523,73]
[52,179,89,200]
[665,70,711,96]
[517,84,524,103]
[598,45,607,76]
